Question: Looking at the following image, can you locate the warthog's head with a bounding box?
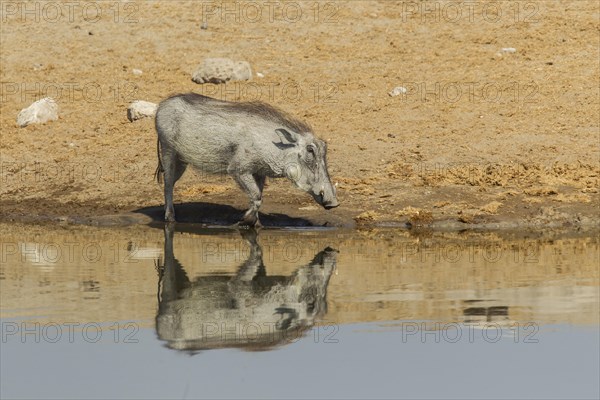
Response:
[276,128,339,210]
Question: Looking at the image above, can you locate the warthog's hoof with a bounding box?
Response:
[165,210,175,222]
[236,216,262,229]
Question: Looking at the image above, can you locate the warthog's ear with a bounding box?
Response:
[275,128,298,144]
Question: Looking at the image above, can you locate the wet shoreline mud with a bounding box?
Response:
[0,195,598,233]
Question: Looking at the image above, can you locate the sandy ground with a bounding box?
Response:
[1,0,598,229]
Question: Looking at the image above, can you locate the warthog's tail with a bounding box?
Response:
[154,139,164,184]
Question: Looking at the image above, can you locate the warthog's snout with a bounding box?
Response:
[317,189,339,210]
[323,199,339,210]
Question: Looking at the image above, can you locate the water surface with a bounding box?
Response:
[1,223,598,399]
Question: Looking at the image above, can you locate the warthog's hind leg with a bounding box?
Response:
[161,147,187,222]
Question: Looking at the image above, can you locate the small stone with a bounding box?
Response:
[200,21,208,30]
[127,100,157,122]
[17,97,59,127]
[256,72,265,78]
[388,86,407,97]
[501,47,516,53]
[132,69,143,76]
[192,58,252,84]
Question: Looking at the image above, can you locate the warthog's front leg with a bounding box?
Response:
[232,173,265,227]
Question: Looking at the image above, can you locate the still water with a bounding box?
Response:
[1,223,599,399]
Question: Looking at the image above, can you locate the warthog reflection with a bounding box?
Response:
[156,226,337,352]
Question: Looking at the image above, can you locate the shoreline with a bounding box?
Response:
[1,198,598,235]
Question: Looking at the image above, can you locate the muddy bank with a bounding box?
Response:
[0,194,598,234]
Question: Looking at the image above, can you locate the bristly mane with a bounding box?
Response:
[225,101,312,134]
[176,93,312,134]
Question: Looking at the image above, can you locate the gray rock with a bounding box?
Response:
[127,100,157,122]
[192,58,252,84]
[17,97,59,127]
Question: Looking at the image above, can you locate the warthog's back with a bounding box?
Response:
[155,93,312,174]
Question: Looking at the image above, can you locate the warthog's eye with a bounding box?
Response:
[305,144,318,171]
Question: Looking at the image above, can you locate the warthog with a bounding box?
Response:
[155,93,339,226]
[156,226,337,352]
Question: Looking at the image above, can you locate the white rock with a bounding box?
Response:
[192,58,252,84]
[501,47,517,53]
[256,72,265,78]
[388,86,407,97]
[132,69,143,76]
[127,100,157,122]
[17,97,59,127]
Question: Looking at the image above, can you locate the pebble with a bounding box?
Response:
[388,86,407,97]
